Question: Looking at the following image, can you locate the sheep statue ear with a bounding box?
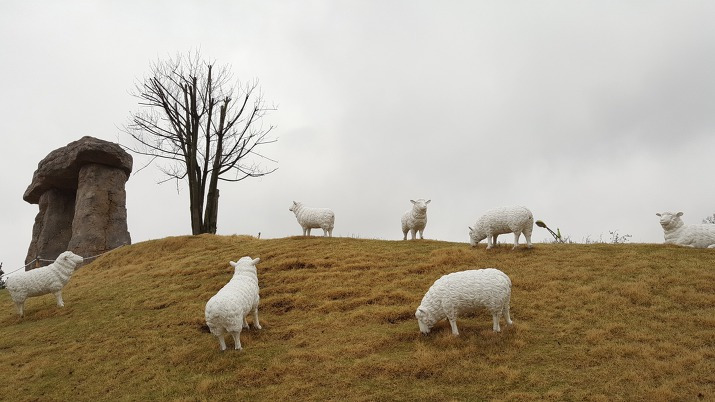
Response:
[252,258,261,265]
[468,226,474,231]
[229,261,237,267]
[656,213,661,217]
[426,200,431,204]
[676,212,684,217]
[410,200,416,204]
[293,201,297,205]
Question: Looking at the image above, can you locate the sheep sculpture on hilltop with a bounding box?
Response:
[469,206,534,249]
[402,199,431,240]
[205,257,262,351]
[656,211,715,248]
[289,201,335,237]
[5,251,84,317]
[416,268,513,336]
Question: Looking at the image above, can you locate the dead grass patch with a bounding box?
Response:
[1,236,713,400]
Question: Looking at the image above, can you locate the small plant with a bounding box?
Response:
[536,220,563,243]
[608,230,632,244]
[702,213,715,224]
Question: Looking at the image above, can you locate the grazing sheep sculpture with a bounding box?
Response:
[289,201,335,237]
[416,268,513,336]
[469,206,534,249]
[205,257,262,351]
[5,251,84,317]
[656,211,715,248]
[402,199,431,240]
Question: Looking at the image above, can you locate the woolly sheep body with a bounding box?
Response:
[205,257,262,351]
[5,251,84,317]
[416,268,512,336]
[401,199,431,240]
[289,201,335,237]
[469,206,534,249]
[656,211,715,249]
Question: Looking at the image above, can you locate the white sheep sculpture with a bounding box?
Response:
[402,199,431,240]
[416,268,513,336]
[205,256,262,351]
[656,211,715,248]
[289,201,335,237]
[469,206,534,249]
[5,251,84,317]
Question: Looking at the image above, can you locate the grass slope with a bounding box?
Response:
[1,235,714,401]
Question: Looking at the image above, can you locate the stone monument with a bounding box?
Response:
[24,136,132,268]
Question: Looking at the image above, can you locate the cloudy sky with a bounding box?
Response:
[2,1,714,270]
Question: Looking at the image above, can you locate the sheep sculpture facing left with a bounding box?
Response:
[416,268,513,336]
[5,251,84,317]
[289,201,335,237]
[656,211,715,248]
[205,257,262,351]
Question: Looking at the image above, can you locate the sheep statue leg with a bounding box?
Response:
[447,315,460,336]
[402,230,408,240]
[524,228,533,248]
[486,235,494,249]
[231,331,243,350]
[306,228,312,236]
[503,302,513,326]
[328,228,333,237]
[217,334,227,351]
[512,232,521,250]
[54,291,65,307]
[243,317,250,329]
[492,312,502,332]
[419,228,424,240]
[15,302,25,317]
[252,306,262,329]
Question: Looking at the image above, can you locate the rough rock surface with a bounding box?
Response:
[25,189,76,267]
[24,137,132,267]
[24,136,132,203]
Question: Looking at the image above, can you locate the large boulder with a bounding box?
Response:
[23,136,132,204]
[24,136,132,267]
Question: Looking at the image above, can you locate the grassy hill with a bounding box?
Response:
[1,235,713,401]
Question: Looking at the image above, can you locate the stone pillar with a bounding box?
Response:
[25,188,76,267]
[23,136,133,269]
[67,163,131,258]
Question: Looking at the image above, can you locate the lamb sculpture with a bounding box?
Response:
[469,206,534,249]
[205,257,262,351]
[289,201,335,237]
[656,211,715,248]
[402,199,431,240]
[5,250,84,317]
[416,268,513,336]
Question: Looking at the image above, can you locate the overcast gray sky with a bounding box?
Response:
[2,1,714,270]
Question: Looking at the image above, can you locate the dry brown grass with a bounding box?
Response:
[1,235,713,401]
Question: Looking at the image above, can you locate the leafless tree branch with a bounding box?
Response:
[120,51,277,234]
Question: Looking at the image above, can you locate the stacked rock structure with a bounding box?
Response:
[23,136,132,268]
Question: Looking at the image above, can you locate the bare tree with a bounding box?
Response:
[123,51,277,235]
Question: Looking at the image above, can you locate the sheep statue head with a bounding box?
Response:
[656,211,684,231]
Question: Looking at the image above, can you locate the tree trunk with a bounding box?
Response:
[204,188,219,234]
[203,102,227,234]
